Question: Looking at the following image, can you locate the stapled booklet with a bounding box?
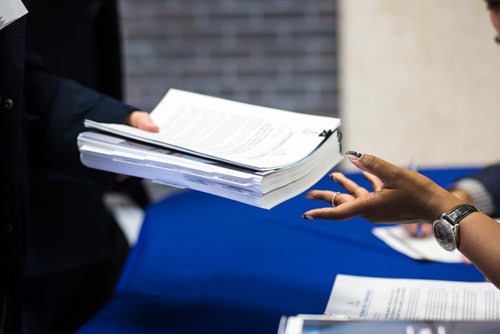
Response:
[78,89,343,209]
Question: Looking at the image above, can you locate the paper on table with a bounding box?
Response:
[372,225,464,263]
[0,0,28,31]
[325,274,500,321]
[85,89,341,171]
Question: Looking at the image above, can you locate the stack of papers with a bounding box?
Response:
[78,89,343,209]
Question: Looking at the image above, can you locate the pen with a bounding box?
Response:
[416,220,423,238]
[409,159,423,238]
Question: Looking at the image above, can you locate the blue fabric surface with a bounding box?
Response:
[78,167,485,334]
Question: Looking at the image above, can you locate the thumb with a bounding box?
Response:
[127,111,159,132]
[345,151,401,183]
[137,116,160,132]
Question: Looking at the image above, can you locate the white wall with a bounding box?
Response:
[340,0,500,168]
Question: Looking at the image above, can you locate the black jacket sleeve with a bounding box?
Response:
[466,163,500,216]
[24,52,137,189]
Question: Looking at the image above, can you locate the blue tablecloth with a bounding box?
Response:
[78,167,484,334]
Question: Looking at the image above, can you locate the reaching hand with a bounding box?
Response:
[303,152,463,223]
[125,111,159,132]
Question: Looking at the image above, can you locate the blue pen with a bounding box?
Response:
[409,159,423,238]
[416,220,423,238]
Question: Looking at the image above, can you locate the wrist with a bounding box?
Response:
[450,188,472,203]
[429,190,464,220]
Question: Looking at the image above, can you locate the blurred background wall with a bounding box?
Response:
[119,0,338,117]
[340,0,500,168]
[118,0,500,169]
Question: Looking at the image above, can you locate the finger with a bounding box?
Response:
[401,221,433,237]
[135,114,160,132]
[303,197,371,221]
[306,190,355,206]
[127,111,160,132]
[363,171,384,191]
[419,223,433,237]
[346,152,402,183]
[331,172,369,197]
[333,193,355,206]
[305,190,337,203]
[402,223,419,236]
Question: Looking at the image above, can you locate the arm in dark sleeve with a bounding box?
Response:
[460,163,500,217]
[24,52,137,188]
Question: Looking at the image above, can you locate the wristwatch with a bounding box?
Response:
[433,204,479,251]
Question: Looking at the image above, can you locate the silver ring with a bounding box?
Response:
[331,192,341,207]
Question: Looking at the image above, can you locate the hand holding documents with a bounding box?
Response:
[78,89,343,209]
[0,0,28,31]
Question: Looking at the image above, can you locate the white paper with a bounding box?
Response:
[77,130,343,209]
[326,274,500,321]
[0,0,28,31]
[372,225,464,263]
[85,89,341,171]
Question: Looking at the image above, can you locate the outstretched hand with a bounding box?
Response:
[303,152,462,223]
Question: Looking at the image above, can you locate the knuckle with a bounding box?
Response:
[363,155,378,170]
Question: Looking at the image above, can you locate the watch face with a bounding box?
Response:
[433,219,457,251]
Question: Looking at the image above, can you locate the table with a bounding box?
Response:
[78,167,484,334]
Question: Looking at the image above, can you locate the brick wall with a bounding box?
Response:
[119,0,338,117]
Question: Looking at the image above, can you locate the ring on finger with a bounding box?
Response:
[331,192,341,207]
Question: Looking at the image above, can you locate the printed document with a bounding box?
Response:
[85,89,341,171]
[0,0,28,31]
[325,274,499,321]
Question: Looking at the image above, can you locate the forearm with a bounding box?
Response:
[431,192,500,286]
[459,212,500,287]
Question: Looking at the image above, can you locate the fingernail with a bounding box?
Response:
[330,173,337,182]
[302,214,313,220]
[346,151,363,160]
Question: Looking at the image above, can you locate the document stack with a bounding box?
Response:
[78,89,343,209]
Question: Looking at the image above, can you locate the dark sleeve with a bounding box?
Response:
[24,52,137,189]
[467,163,500,216]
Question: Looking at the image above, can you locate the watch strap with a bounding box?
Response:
[442,204,479,226]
